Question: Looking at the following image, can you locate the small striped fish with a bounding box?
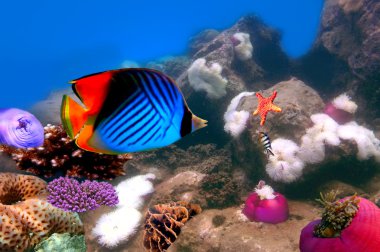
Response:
[60,68,207,154]
[258,131,274,157]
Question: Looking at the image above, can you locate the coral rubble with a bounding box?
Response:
[0,124,132,180]
[0,173,83,252]
[143,201,201,252]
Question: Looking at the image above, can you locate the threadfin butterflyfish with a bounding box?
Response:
[60,68,207,154]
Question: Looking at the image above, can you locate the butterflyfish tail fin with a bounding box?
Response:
[61,95,87,139]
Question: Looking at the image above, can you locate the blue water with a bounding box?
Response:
[0,0,323,109]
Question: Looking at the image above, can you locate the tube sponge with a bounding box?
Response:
[266,138,305,183]
[223,92,255,137]
[187,58,228,99]
[337,122,380,162]
[232,32,253,60]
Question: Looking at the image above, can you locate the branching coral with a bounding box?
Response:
[231,32,253,60]
[47,177,118,212]
[266,138,305,183]
[143,201,201,252]
[187,58,228,99]
[0,173,83,252]
[0,124,132,180]
[223,92,255,137]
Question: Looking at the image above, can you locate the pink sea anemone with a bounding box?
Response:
[242,181,289,224]
[300,192,380,252]
[324,102,353,124]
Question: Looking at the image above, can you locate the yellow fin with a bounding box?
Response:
[60,95,87,139]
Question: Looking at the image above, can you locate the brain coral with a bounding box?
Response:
[0,124,132,180]
[143,201,201,252]
[0,173,83,252]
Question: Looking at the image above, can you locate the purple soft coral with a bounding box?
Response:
[47,177,119,212]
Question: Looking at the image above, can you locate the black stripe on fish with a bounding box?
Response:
[180,106,193,137]
[93,70,139,131]
[128,115,161,146]
[109,102,152,143]
[148,71,174,115]
[104,97,148,141]
[118,110,159,145]
[142,125,161,145]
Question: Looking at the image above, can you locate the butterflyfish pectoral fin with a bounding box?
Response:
[61,95,88,139]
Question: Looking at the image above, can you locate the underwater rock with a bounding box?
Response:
[238,77,325,140]
[145,56,191,79]
[188,29,220,56]
[0,173,83,252]
[168,201,319,252]
[150,171,206,206]
[34,233,86,252]
[0,124,131,180]
[143,201,201,252]
[317,180,365,199]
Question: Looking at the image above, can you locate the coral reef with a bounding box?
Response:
[0,124,132,180]
[199,171,241,209]
[143,201,201,252]
[187,58,228,99]
[47,177,118,212]
[0,173,83,252]
[91,173,155,248]
[0,108,44,148]
[34,233,86,252]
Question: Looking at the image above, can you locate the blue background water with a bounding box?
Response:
[0,0,323,109]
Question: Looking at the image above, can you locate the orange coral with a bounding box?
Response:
[143,201,201,252]
[0,173,84,251]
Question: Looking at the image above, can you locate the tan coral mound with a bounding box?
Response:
[0,124,132,180]
[143,201,201,252]
[0,173,83,252]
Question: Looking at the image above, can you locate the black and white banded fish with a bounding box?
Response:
[258,131,274,157]
[60,68,207,154]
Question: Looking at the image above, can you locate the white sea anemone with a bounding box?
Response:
[187,58,228,99]
[332,93,358,114]
[232,32,253,60]
[337,122,380,162]
[92,173,155,248]
[223,91,255,137]
[255,184,276,200]
[92,206,142,248]
[298,133,325,164]
[115,173,156,209]
[266,138,305,183]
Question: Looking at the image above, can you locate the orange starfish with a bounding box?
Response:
[253,90,282,126]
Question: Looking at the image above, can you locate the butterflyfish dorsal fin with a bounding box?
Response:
[70,70,114,113]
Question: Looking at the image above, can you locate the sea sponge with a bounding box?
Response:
[337,122,380,162]
[223,92,255,137]
[0,173,83,252]
[231,32,253,60]
[143,201,201,252]
[0,124,132,180]
[187,58,228,99]
[266,138,305,183]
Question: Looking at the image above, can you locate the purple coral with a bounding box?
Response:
[47,177,119,212]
